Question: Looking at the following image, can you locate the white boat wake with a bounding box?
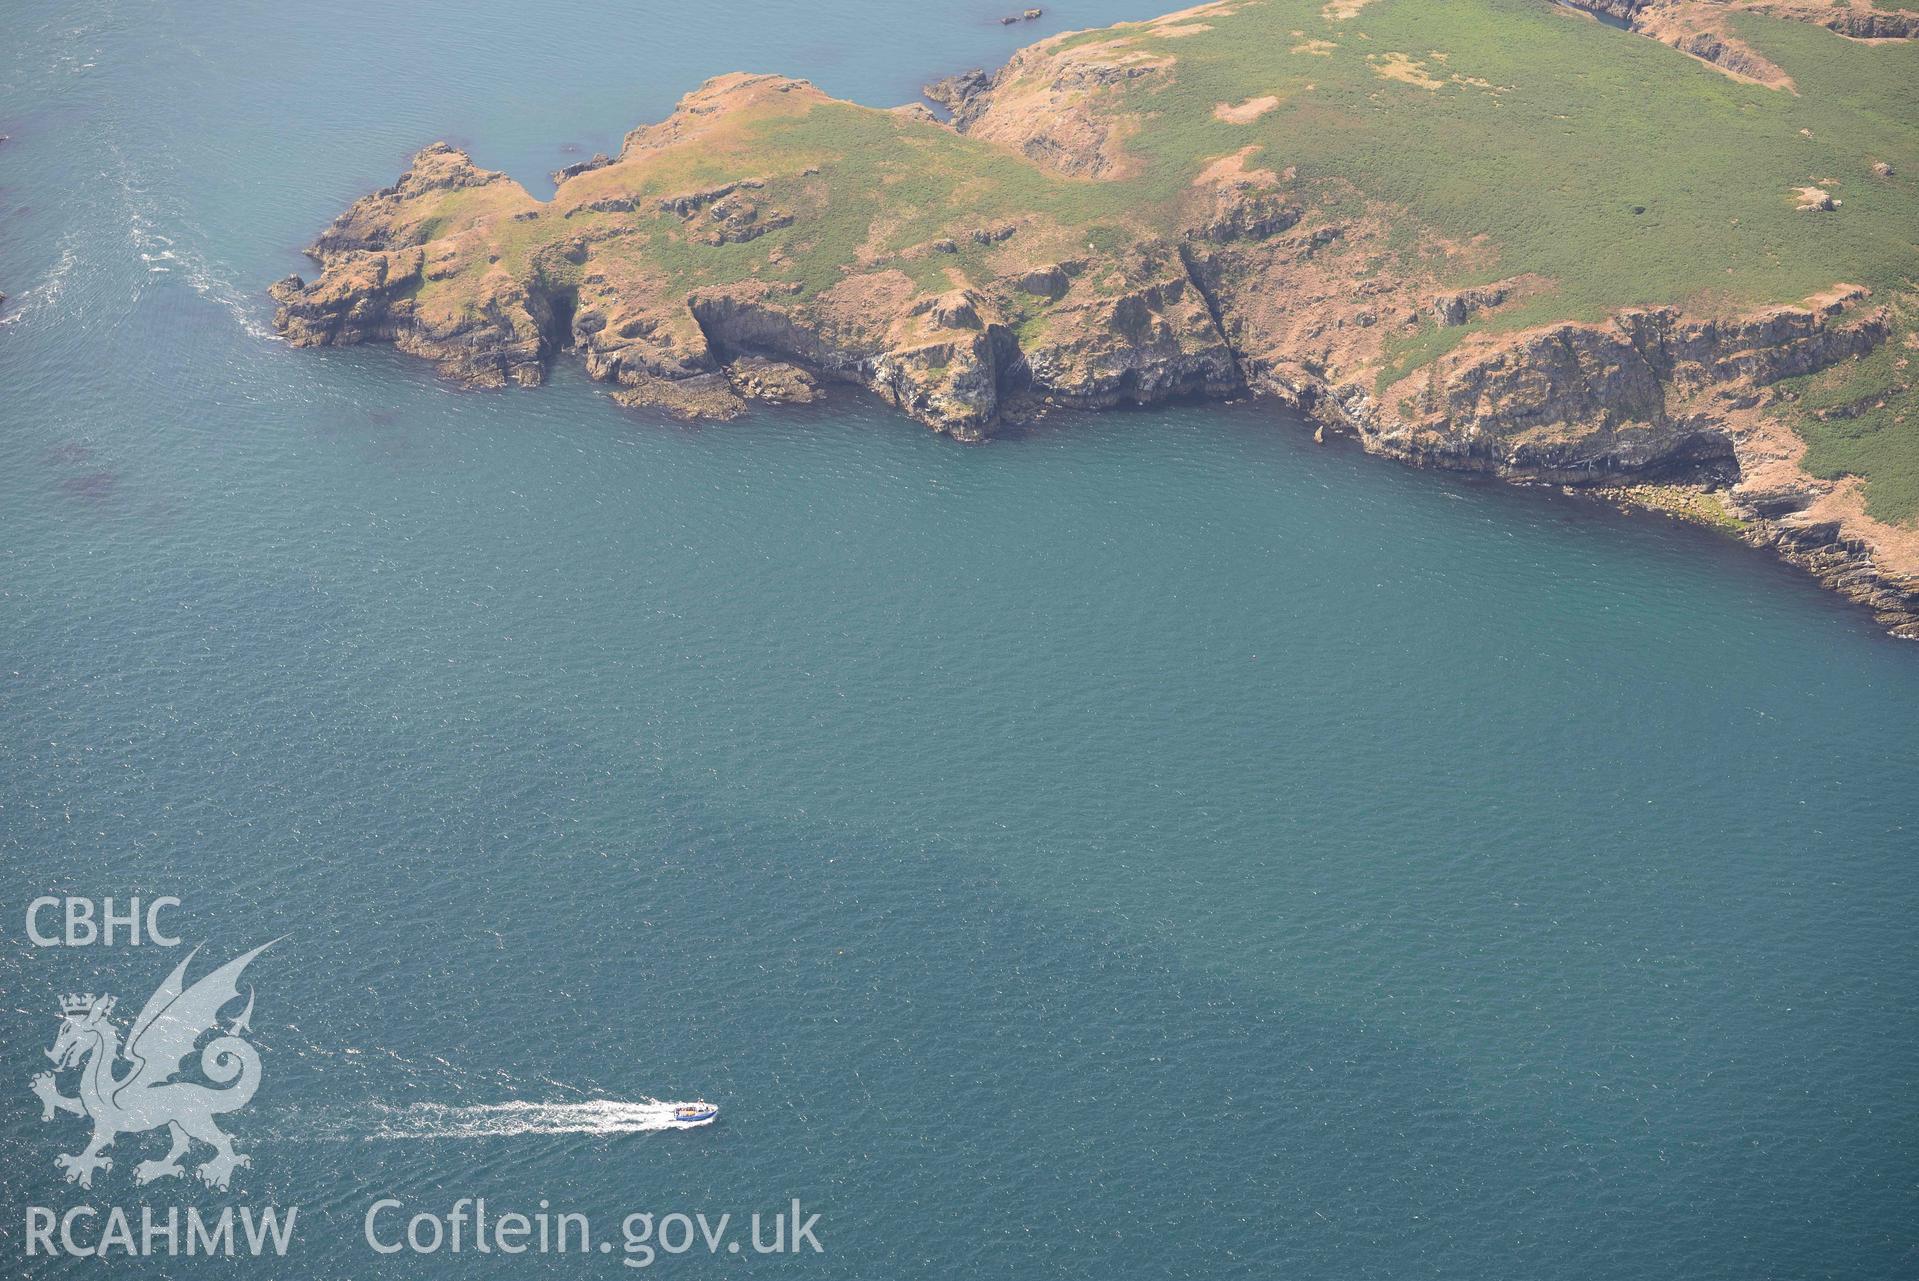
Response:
[0,239,78,328]
[369,1098,715,1139]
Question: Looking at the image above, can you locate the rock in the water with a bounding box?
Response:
[551,152,611,185]
[725,356,820,404]
[612,372,747,421]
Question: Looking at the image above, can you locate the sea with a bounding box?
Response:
[3,2,1917,1277]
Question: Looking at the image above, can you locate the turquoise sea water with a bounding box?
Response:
[3,2,1918,1277]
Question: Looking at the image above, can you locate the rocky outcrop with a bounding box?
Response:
[270,265,381,345]
[309,143,511,255]
[726,355,819,404]
[570,289,717,390]
[612,372,745,420]
[270,146,555,387]
[1019,245,1240,410]
[1745,514,1919,638]
[922,69,993,125]
[1564,0,1647,20]
[1431,278,1540,328]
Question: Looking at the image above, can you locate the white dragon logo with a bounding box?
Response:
[31,942,274,1191]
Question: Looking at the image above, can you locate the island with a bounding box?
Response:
[270,0,1919,636]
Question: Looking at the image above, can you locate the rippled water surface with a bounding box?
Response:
[4,3,1918,1278]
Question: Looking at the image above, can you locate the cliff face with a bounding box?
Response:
[1351,289,1919,635]
[1367,290,1887,480]
[270,3,1919,636]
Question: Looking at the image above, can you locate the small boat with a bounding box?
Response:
[672,1101,718,1125]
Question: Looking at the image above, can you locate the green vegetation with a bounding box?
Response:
[1104,1,1916,321]
[1777,313,1919,520]
[1599,483,1751,533]
[378,0,1919,518]
[1068,0,1919,517]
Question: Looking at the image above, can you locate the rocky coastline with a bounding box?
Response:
[269,3,1919,638]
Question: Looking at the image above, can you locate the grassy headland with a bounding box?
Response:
[273,0,1919,629]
